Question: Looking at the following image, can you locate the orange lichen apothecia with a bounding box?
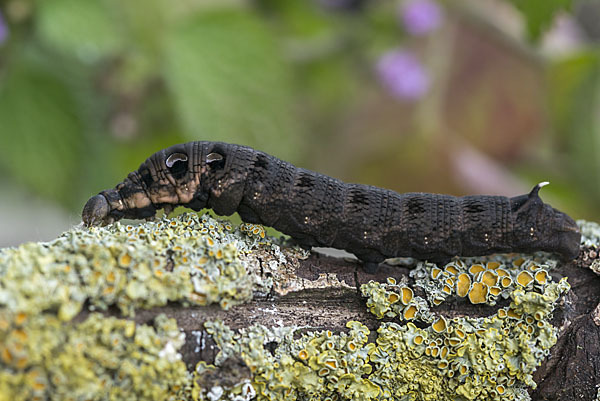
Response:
[362,259,570,401]
[411,256,559,308]
[360,248,578,400]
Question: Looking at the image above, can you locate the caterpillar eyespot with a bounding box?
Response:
[165,152,189,181]
[165,152,188,168]
[207,152,224,163]
[206,152,225,170]
[82,141,581,269]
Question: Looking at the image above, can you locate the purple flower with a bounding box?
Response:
[0,11,8,45]
[400,0,442,36]
[376,49,429,101]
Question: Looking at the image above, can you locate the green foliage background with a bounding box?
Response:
[1,0,599,232]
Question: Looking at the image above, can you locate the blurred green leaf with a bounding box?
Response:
[37,0,122,62]
[548,51,600,205]
[548,51,599,133]
[0,54,83,205]
[507,0,572,39]
[164,10,303,161]
[256,0,336,38]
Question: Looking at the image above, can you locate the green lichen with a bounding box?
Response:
[578,219,600,248]
[0,213,283,317]
[0,213,292,401]
[409,256,556,307]
[361,258,570,401]
[0,213,594,400]
[195,320,380,401]
[363,277,433,322]
[196,268,568,401]
[0,313,188,401]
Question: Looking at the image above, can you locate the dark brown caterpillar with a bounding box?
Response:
[82,141,581,270]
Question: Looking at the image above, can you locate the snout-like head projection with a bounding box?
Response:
[82,141,235,226]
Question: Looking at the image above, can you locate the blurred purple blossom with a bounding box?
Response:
[0,11,8,45]
[376,49,429,101]
[400,0,442,36]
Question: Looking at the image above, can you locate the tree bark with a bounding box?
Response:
[110,247,600,401]
[4,217,600,401]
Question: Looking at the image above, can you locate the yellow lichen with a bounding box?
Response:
[468,264,485,275]
[0,213,302,401]
[0,210,587,401]
[456,273,471,298]
[489,286,502,296]
[481,271,498,287]
[513,257,525,267]
[432,317,447,333]
[0,313,188,401]
[534,270,548,285]
[362,256,571,401]
[517,271,534,287]
[501,276,513,288]
[387,293,400,304]
[468,282,488,304]
[198,320,380,401]
[404,305,417,320]
[445,265,459,275]
[507,308,522,319]
[400,287,413,305]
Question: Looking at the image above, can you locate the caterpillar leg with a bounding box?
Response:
[428,257,451,267]
[362,262,381,274]
[287,232,320,250]
[354,249,386,274]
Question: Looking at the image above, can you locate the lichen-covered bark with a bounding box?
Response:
[0,214,599,401]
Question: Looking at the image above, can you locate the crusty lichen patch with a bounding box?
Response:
[362,269,569,400]
[0,214,593,401]
[0,213,300,401]
[409,256,557,308]
[196,263,568,401]
[361,253,570,401]
[578,220,600,275]
[578,220,600,248]
[0,213,298,318]
[195,320,380,401]
[0,313,188,401]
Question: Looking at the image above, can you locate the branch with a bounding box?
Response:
[0,213,599,401]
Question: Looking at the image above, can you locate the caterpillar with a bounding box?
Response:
[82,141,581,270]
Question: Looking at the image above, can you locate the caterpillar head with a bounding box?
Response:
[511,182,581,260]
[82,142,239,226]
